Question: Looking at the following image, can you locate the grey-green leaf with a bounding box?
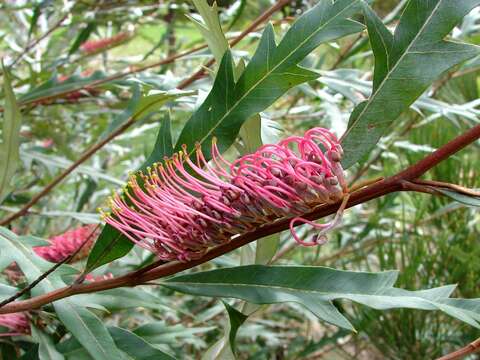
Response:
[163,265,480,330]
[31,325,65,360]
[434,188,480,207]
[0,64,22,203]
[341,0,480,168]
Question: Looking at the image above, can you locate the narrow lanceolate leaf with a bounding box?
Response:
[0,228,123,360]
[175,0,364,158]
[202,302,247,360]
[108,327,176,360]
[0,64,22,203]
[341,0,480,168]
[31,325,65,360]
[163,265,480,331]
[434,188,480,207]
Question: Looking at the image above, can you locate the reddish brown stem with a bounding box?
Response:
[1,123,479,314]
[437,338,480,360]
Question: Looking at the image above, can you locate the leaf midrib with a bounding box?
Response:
[194,0,360,151]
[341,0,443,140]
[164,280,393,296]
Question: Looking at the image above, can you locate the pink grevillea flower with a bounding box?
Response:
[80,32,130,54]
[101,128,348,262]
[34,225,99,263]
[0,313,30,336]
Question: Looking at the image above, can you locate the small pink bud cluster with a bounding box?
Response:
[34,225,98,263]
[101,128,348,262]
[0,313,30,336]
[80,32,130,54]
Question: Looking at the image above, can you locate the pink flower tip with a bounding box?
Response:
[0,313,30,336]
[101,127,349,261]
[34,225,99,263]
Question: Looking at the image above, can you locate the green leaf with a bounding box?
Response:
[108,327,175,360]
[69,22,96,55]
[19,71,107,104]
[31,325,65,360]
[72,288,168,311]
[0,64,22,203]
[0,228,123,360]
[163,265,480,331]
[188,0,229,63]
[142,115,174,170]
[202,302,247,360]
[175,0,364,158]
[85,225,133,273]
[434,188,480,207]
[341,0,480,168]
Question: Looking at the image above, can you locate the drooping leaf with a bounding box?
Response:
[133,321,215,348]
[434,187,480,207]
[0,64,22,203]
[341,0,480,168]
[175,0,364,158]
[163,265,480,330]
[202,302,247,360]
[108,327,176,360]
[0,228,123,360]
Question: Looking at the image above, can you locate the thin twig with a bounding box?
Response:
[9,13,69,67]
[436,337,480,360]
[1,123,479,314]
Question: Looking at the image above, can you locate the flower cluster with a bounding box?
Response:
[0,313,30,336]
[101,128,348,262]
[80,32,131,54]
[34,225,99,263]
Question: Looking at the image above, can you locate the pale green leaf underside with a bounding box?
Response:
[163,265,480,331]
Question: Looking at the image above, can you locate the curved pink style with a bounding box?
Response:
[101,128,348,261]
[0,313,30,336]
[33,225,99,263]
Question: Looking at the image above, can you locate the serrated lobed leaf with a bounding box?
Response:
[341,0,480,168]
[175,0,364,158]
[163,265,480,330]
